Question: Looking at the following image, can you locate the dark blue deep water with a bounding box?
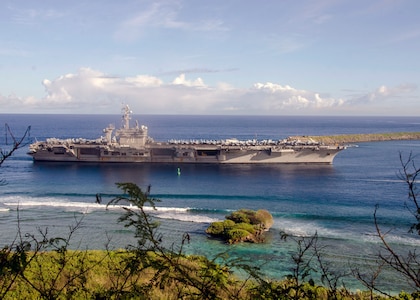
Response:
[1,114,420,292]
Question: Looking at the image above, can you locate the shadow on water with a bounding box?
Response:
[29,162,336,194]
[26,161,337,206]
[31,161,336,179]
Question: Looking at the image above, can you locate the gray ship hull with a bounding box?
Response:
[28,143,343,164]
[27,105,345,164]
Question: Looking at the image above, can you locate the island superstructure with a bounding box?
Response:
[28,105,345,164]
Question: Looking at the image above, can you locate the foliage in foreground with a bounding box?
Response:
[2,249,405,300]
[0,182,405,300]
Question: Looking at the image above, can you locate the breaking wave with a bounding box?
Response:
[0,195,220,224]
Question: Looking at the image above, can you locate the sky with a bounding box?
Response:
[1,0,419,115]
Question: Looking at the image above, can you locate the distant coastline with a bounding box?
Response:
[309,132,420,145]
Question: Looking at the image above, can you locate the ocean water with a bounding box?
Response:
[1,114,420,292]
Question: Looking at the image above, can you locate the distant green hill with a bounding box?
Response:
[308,132,420,145]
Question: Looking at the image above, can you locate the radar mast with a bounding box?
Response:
[122,105,132,129]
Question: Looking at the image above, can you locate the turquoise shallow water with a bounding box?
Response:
[1,114,420,292]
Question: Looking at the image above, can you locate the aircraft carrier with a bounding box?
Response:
[28,105,345,164]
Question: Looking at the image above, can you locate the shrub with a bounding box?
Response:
[233,222,256,234]
[207,209,273,244]
[226,229,250,244]
[226,209,252,224]
[205,220,237,237]
[206,221,225,235]
[255,209,274,229]
[222,219,235,232]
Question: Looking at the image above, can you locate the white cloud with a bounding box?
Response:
[126,75,163,87]
[0,67,417,115]
[172,74,206,87]
[114,2,227,42]
[8,5,65,25]
[253,82,344,110]
[347,83,417,105]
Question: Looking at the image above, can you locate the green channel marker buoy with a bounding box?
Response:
[177,167,181,176]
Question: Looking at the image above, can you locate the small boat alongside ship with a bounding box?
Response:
[28,105,345,164]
